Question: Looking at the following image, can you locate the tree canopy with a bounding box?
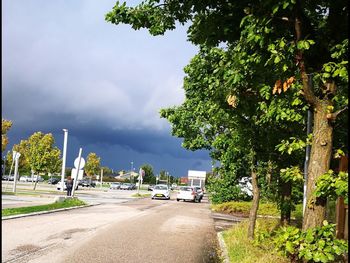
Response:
[106,0,348,231]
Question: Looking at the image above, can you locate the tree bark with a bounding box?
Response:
[280,180,292,226]
[302,101,333,230]
[248,169,260,239]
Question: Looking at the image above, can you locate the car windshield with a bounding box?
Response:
[180,187,192,191]
[154,185,168,190]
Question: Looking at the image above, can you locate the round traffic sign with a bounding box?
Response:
[74,157,85,169]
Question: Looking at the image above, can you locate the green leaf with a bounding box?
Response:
[274,56,281,63]
[285,241,294,253]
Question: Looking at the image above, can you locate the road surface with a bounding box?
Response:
[2,195,220,263]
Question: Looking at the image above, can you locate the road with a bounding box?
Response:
[2,193,220,263]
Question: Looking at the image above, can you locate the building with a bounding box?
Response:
[115,171,138,181]
[188,170,206,188]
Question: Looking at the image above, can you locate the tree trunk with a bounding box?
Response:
[302,101,333,230]
[248,169,260,239]
[280,180,292,226]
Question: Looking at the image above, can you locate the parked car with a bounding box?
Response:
[19,176,31,182]
[151,184,170,200]
[120,183,133,190]
[176,186,200,202]
[2,175,9,180]
[28,175,44,182]
[56,180,78,191]
[48,177,60,184]
[110,182,121,190]
[147,184,155,191]
[7,175,15,181]
[193,186,204,201]
[79,179,96,187]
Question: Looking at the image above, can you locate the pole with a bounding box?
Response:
[61,129,68,192]
[4,154,15,191]
[303,75,313,216]
[303,109,312,215]
[130,161,133,183]
[100,169,103,189]
[12,153,20,193]
[72,148,82,197]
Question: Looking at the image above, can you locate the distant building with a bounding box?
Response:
[115,171,138,181]
[188,170,206,188]
[179,177,188,185]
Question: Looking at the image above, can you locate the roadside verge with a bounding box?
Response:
[2,202,100,221]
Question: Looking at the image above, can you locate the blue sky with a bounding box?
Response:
[2,0,213,177]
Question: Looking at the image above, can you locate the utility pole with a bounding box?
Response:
[60,129,68,192]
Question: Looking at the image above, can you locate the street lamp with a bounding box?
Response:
[130,161,134,183]
[60,129,68,192]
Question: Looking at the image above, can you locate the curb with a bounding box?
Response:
[217,231,230,263]
[2,203,101,220]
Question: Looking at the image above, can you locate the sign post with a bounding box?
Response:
[72,148,84,197]
[12,151,21,193]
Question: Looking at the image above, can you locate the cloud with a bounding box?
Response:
[2,0,209,176]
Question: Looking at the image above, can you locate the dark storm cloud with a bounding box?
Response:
[2,0,212,176]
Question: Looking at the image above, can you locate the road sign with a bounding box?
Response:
[74,157,85,169]
[71,168,84,180]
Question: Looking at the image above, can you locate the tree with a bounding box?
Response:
[140,164,155,183]
[106,0,348,231]
[7,139,31,175]
[26,132,61,189]
[85,153,101,177]
[2,119,12,153]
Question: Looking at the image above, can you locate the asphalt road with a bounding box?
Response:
[2,194,220,263]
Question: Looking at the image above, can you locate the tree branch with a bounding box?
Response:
[294,3,317,106]
[327,106,348,121]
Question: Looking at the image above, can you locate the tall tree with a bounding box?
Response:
[27,132,62,189]
[2,119,13,153]
[106,0,348,230]
[85,153,101,177]
[140,163,155,183]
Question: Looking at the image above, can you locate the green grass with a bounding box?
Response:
[2,198,87,217]
[131,193,151,198]
[211,201,303,221]
[222,219,288,263]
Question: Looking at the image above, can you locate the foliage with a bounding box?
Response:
[24,132,62,175]
[2,119,13,152]
[106,0,349,229]
[273,221,348,263]
[2,198,86,217]
[280,166,304,183]
[314,170,348,204]
[140,163,155,183]
[207,172,252,204]
[223,219,288,263]
[84,152,101,176]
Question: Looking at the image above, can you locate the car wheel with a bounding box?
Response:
[177,199,179,202]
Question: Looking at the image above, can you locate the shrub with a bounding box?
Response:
[273,221,348,263]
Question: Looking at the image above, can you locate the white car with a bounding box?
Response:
[19,176,31,182]
[176,186,201,202]
[110,182,121,189]
[151,184,170,200]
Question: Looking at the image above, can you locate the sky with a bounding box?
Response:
[2,0,213,177]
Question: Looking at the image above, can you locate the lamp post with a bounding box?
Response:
[130,161,134,183]
[60,129,68,192]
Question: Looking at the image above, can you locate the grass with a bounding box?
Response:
[222,219,288,263]
[2,198,87,217]
[131,193,151,198]
[211,201,303,221]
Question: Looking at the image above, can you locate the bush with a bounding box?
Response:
[273,221,348,263]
